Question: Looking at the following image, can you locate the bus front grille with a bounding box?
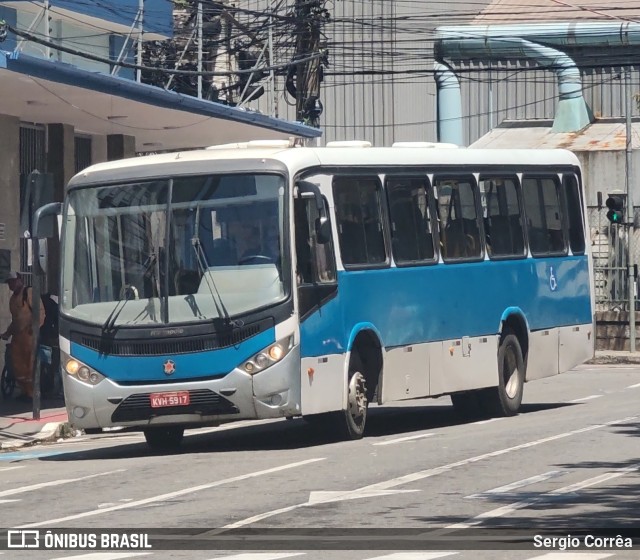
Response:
[77,323,262,356]
[110,389,239,423]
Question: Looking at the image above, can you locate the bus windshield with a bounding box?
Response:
[61,173,287,326]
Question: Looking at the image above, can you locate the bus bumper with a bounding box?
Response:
[63,346,301,430]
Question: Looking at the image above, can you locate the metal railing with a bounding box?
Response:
[588,205,640,312]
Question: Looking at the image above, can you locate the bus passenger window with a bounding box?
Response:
[563,174,586,255]
[333,177,387,266]
[479,176,525,258]
[386,177,435,264]
[435,177,482,260]
[522,176,567,256]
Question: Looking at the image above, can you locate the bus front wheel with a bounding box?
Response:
[341,368,368,439]
[144,426,184,451]
[486,333,525,416]
[304,357,368,440]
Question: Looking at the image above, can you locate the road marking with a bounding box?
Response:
[213,415,636,531]
[56,554,152,560]
[373,433,435,446]
[203,555,304,560]
[628,382,640,389]
[307,488,418,505]
[365,554,458,560]
[0,466,24,472]
[471,418,503,425]
[465,470,566,499]
[0,499,20,504]
[20,458,325,528]
[0,450,68,461]
[524,553,613,559]
[0,470,125,498]
[445,465,639,529]
[567,395,602,403]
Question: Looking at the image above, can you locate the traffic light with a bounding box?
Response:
[606,194,625,224]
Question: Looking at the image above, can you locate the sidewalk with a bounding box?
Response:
[587,350,640,365]
[0,396,72,451]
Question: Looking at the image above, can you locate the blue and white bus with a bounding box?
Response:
[57,139,594,449]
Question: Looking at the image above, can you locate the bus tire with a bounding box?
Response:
[338,355,368,440]
[484,333,525,416]
[304,356,368,440]
[144,426,184,451]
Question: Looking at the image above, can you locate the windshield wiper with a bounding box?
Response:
[192,205,234,327]
[101,288,135,334]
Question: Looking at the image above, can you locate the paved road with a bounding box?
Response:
[0,364,639,560]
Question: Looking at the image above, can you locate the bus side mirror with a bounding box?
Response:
[316,216,332,244]
[297,180,332,243]
[32,202,63,274]
[38,239,48,273]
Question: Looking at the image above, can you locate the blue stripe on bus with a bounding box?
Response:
[300,255,591,358]
[70,327,276,382]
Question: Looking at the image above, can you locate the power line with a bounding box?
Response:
[1,18,326,77]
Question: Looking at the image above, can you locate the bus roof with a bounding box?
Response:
[68,143,581,186]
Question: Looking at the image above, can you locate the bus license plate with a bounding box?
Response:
[150,391,190,408]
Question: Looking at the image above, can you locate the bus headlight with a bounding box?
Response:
[62,352,105,386]
[243,336,294,375]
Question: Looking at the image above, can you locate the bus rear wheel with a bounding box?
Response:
[484,333,525,416]
[144,426,184,451]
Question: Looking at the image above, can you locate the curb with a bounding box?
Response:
[586,355,640,365]
[0,421,73,451]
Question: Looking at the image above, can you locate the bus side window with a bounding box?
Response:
[522,175,567,256]
[479,176,525,258]
[294,196,336,285]
[435,176,482,260]
[386,176,435,264]
[563,174,586,255]
[333,177,387,267]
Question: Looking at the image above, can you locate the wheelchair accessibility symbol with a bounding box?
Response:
[549,267,558,291]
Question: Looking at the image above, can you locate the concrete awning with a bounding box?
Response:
[0,50,322,152]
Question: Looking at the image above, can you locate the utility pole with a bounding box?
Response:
[293,0,326,127]
[136,0,144,82]
[197,1,203,98]
[268,13,278,118]
[44,0,50,59]
[625,67,636,352]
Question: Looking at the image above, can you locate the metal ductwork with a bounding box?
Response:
[434,62,463,146]
[434,22,640,140]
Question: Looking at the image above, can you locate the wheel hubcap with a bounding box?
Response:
[348,372,367,424]
[504,344,520,399]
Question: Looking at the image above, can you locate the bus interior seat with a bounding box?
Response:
[485,215,512,255]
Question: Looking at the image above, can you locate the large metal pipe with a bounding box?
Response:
[434,22,640,135]
[434,62,463,145]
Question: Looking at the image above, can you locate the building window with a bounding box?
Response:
[75,136,92,174]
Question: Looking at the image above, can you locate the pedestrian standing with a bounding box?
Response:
[1,272,44,399]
